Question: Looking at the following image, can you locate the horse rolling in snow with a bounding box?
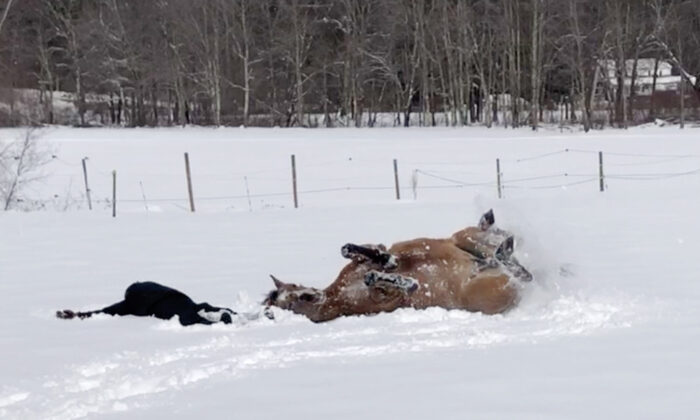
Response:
[57,281,238,326]
[264,210,532,322]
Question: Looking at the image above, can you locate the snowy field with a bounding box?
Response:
[1,125,700,419]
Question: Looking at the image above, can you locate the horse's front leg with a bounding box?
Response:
[364,270,419,293]
[341,243,398,270]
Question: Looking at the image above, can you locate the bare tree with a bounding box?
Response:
[43,0,92,126]
[0,129,53,210]
[0,0,15,36]
[222,0,261,127]
[2,0,699,129]
[529,0,544,130]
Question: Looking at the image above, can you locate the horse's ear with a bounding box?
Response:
[270,275,286,289]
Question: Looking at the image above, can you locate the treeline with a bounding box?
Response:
[0,0,699,129]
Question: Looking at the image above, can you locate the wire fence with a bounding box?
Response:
[18,147,700,214]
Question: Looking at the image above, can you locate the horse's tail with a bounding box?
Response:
[56,309,104,320]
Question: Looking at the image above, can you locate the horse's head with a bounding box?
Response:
[264,275,326,319]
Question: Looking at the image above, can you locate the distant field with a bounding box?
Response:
[1,126,699,419]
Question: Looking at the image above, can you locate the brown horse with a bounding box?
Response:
[265,210,532,323]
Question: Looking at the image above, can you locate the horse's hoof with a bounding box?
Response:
[519,270,534,282]
[341,244,353,259]
[364,271,379,287]
[495,236,514,260]
[479,209,495,230]
[383,255,398,270]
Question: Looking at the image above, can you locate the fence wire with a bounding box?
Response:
[22,148,700,211]
[414,170,494,186]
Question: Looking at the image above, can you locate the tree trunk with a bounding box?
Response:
[292,0,305,127]
[151,86,159,126]
[530,0,540,131]
[242,4,251,126]
[628,50,640,124]
[649,56,659,120]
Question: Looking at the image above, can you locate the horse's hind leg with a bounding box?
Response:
[451,227,495,260]
[452,225,514,262]
[495,236,514,260]
[501,256,533,282]
[479,209,495,230]
[461,271,519,314]
[490,237,532,282]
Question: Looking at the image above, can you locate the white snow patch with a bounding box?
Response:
[1,126,699,419]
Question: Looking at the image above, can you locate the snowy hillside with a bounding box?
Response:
[1,126,699,419]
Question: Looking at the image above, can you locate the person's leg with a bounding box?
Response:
[148,294,197,321]
[195,302,235,313]
[178,310,214,326]
[195,302,235,324]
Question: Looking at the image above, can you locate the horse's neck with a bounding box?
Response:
[303,294,341,323]
[316,264,370,319]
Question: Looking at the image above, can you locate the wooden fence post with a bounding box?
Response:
[393,159,401,200]
[81,157,92,210]
[184,152,195,212]
[291,154,298,208]
[496,158,502,199]
[244,176,253,212]
[598,151,605,192]
[112,170,117,218]
[139,181,149,212]
[411,169,419,200]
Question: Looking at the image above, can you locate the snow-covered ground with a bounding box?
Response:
[1,125,700,419]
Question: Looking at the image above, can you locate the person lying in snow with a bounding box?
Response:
[57,281,253,326]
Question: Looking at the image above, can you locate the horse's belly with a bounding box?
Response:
[408,277,466,309]
[408,270,517,314]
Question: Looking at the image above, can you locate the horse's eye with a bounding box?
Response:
[299,293,316,302]
[267,290,279,303]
